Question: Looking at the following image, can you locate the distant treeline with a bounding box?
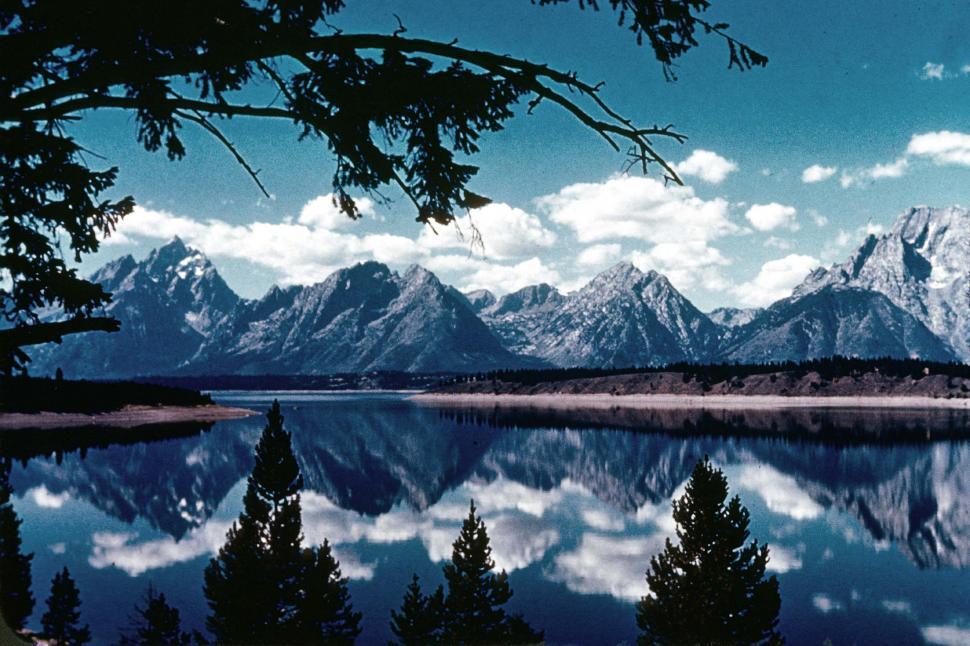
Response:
[0,376,212,413]
[445,356,970,387]
[138,371,455,392]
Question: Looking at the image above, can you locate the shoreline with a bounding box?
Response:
[0,404,257,430]
[410,392,970,410]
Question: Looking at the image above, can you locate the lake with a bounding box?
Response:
[5,392,970,645]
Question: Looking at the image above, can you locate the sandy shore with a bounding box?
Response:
[0,404,257,430]
[411,392,970,410]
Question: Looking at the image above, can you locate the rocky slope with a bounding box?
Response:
[721,285,953,363]
[795,206,970,360]
[190,261,529,374]
[29,238,238,378]
[481,263,721,367]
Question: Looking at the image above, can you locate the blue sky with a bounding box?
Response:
[75,0,970,310]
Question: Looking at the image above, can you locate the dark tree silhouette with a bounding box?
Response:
[119,584,195,646]
[0,461,33,632]
[294,538,362,643]
[441,500,542,644]
[40,567,91,645]
[637,457,783,645]
[0,1,765,372]
[390,575,445,645]
[204,400,360,643]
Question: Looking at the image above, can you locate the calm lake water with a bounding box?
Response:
[5,392,970,645]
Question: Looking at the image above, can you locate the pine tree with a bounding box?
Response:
[390,575,445,645]
[441,500,542,644]
[294,539,362,644]
[636,457,784,645]
[205,400,302,643]
[119,584,192,645]
[40,567,90,644]
[205,400,361,644]
[0,460,33,631]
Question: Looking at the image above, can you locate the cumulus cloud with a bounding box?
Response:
[731,254,820,307]
[744,203,799,232]
[28,485,71,509]
[841,130,970,189]
[549,533,666,601]
[113,202,425,286]
[801,164,837,183]
[631,241,731,291]
[417,202,556,260]
[674,149,738,184]
[537,175,739,292]
[577,243,622,267]
[539,175,737,244]
[921,62,945,80]
[922,624,970,646]
[111,195,561,295]
[297,194,375,230]
[425,255,561,295]
[766,544,803,573]
[737,465,824,520]
[907,130,970,166]
[812,593,844,614]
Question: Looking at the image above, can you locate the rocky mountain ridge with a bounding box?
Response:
[28,206,970,377]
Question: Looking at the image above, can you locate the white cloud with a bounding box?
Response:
[417,202,556,260]
[674,149,738,184]
[764,237,793,250]
[812,593,844,614]
[736,465,824,520]
[631,241,731,292]
[550,533,666,601]
[731,254,820,307]
[49,542,66,555]
[297,194,374,230]
[577,243,622,267]
[881,599,914,616]
[580,508,625,532]
[28,485,70,509]
[113,197,559,295]
[963,64,970,75]
[808,210,829,227]
[766,544,803,573]
[921,61,945,80]
[114,203,403,286]
[907,130,970,166]
[425,255,561,295]
[744,203,799,232]
[538,175,737,245]
[923,625,970,646]
[840,157,909,188]
[801,165,837,183]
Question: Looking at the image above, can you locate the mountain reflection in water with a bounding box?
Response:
[5,392,970,645]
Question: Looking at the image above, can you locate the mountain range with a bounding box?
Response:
[29,205,970,377]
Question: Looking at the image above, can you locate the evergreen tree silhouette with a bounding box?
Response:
[0,460,33,631]
[390,575,445,645]
[294,539,362,643]
[205,400,360,644]
[40,567,90,644]
[119,584,194,645]
[637,457,783,645]
[441,500,542,644]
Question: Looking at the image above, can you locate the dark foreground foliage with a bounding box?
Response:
[0,460,33,631]
[637,457,783,645]
[41,567,91,645]
[0,375,212,413]
[391,500,542,645]
[462,356,970,387]
[204,400,361,644]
